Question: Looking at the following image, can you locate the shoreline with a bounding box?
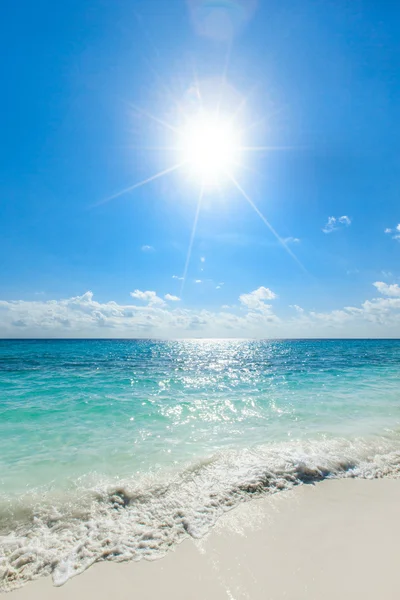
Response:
[6,478,400,599]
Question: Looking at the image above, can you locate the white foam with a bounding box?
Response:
[1,434,400,591]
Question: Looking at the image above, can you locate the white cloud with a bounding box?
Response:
[130,290,165,306]
[165,294,180,302]
[172,275,184,280]
[284,237,300,244]
[0,288,280,338]
[141,245,155,252]
[384,224,400,241]
[322,215,352,234]
[200,257,205,263]
[3,282,400,338]
[239,287,277,312]
[290,304,304,313]
[373,282,400,298]
[195,279,202,284]
[291,283,400,334]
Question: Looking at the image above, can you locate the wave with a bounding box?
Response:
[1,434,400,591]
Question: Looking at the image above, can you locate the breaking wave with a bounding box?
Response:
[2,434,400,591]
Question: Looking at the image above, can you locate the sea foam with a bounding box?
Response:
[1,434,400,591]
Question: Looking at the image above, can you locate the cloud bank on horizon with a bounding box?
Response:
[1,282,400,339]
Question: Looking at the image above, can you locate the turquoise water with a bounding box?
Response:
[1,339,400,589]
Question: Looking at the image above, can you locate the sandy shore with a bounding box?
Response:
[7,478,400,599]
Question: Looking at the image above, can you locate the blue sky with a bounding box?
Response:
[1,0,400,337]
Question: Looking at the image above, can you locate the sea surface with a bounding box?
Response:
[1,338,400,590]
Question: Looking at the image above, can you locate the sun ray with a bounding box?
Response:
[104,77,306,276]
[229,83,260,124]
[92,162,185,208]
[122,145,182,152]
[190,61,204,111]
[141,59,185,115]
[239,103,290,136]
[239,116,267,136]
[228,174,307,272]
[180,186,204,297]
[232,161,259,175]
[216,41,233,119]
[127,101,181,135]
[240,145,298,152]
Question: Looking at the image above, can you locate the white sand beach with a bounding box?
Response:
[7,478,400,599]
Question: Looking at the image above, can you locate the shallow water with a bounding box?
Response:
[1,339,400,589]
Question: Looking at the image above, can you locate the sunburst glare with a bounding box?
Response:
[180,112,242,186]
[94,77,304,287]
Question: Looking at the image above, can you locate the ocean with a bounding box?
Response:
[1,338,400,590]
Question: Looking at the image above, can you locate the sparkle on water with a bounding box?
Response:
[2,339,400,591]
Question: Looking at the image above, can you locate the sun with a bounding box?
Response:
[96,79,305,292]
[180,112,241,186]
